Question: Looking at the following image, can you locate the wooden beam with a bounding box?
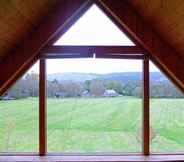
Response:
[42,45,146,55]
[3,154,184,161]
[43,53,93,59]
[41,45,145,59]
[143,57,150,155]
[43,53,144,59]
[95,54,144,59]
[39,59,46,156]
[0,0,93,96]
[96,0,184,93]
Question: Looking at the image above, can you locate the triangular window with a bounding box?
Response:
[54,5,134,46]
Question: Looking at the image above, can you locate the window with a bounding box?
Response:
[47,5,143,154]
[150,61,184,153]
[0,62,39,152]
[46,59,142,153]
[1,1,184,156]
[54,5,134,46]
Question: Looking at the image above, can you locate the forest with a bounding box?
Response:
[3,72,183,99]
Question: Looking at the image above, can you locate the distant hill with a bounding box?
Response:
[47,72,167,83]
[47,73,100,83]
[99,72,142,82]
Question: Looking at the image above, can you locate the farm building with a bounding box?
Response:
[0,0,184,161]
[0,94,15,101]
[103,89,119,97]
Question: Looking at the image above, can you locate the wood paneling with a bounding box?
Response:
[0,0,59,60]
[131,0,184,59]
[1,155,184,161]
[43,45,146,54]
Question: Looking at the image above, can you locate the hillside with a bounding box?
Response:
[47,72,167,83]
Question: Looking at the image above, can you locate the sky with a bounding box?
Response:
[30,58,159,74]
[29,5,159,74]
[54,5,134,46]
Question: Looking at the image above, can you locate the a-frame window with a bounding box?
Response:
[46,5,142,153]
[54,5,134,46]
[40,2,184,155]
[1,1,184,158]
[43,3,146,155]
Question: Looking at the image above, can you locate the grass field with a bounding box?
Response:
[0,97,184,153]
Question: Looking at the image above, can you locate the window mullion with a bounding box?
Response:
[39,59,47,156]
[143,56,150,155]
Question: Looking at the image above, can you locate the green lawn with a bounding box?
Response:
[0,97,184,153]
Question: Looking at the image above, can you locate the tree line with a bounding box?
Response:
[3,72,184,99]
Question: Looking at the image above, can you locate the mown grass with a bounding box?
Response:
[0,97,184,153]
[47,97,142,153]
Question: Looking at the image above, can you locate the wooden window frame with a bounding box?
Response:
[0,0,183,159]
[2,45,184,159]
[38,44,150,156]
[39,59,47,156]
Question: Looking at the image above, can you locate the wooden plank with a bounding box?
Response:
[95,54,144,59]
[39,59,46,156]
[43,53,93,59]
[42,45,146,55]
[2,154,184,161]
[41,45,145,59]
[96,0,184,93]
[143,57,150,155]
[131,1,184,58]
[0,0,92,96]
[43,53,144,59]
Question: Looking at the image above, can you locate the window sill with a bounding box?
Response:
[0,155,184,162]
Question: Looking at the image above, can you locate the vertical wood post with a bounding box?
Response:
[39,59,46,156]
[143,56,150,155]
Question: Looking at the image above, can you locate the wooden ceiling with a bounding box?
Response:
[0,0,184,95]
[0,0,59,60]
[1,0,184,60]
[130,0,184,59]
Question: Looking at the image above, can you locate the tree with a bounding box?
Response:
[8,79,29,99]
[90,80,105,96]
[121,80,142,97]
[7,72,39,99]
[133,86,142,97]
[47,79,63,97]
[24,73,39,97]
[84,80,91,91]
[105,80,123,94]
[62,81,83,97]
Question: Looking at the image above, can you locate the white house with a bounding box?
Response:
[103,89,119,97]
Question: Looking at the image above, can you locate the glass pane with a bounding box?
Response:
[54,5,134,46]
[150,61,184,153]
[47,58,142,153]
[0,62,39,152]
